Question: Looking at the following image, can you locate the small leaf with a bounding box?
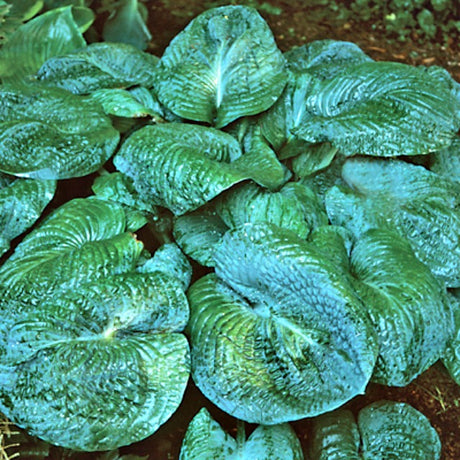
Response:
[310,401,441,460]
[37,42,158,94]
[103,0,152,51]
[0,84,120,179]
[180,408,304,459]
[442,289,460,384]
[90,88,157,118]
[0,6,94,81]
[156,5,287,127]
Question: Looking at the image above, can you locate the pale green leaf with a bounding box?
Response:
[0,84,120,179]
[430,136,460,183]
[90,88,156,118]
[156,5,287,128]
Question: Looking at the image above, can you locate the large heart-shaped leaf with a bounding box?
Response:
[156,5,287,127]
[179,408,303,460]
[37,42,158,94]
[294,62,460,157]
[0,272,190,451]
[326,157,460,287]
[188,223,377,424]
[310,401,441,459]
[0,84,120,179]
[350,229,453,386]
[0,174,56,256]
[0,6,94,81]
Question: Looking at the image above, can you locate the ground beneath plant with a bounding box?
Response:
[4,1,460,459]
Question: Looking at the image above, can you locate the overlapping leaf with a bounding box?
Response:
[350,229,453,386]
[0,84,120,179]
[0,5,94,81]
[0,174,56,256]
[326,157,460,286]
[156,5,287,127]
[188,223,378,424]
[294,62,460,157]
[430,136,460,182]
[179,408,303,460]
[174,182,328,266]
[310,401,441,459]
[0,197,191,450]
[37,42,158,94]
[114,123,287,215]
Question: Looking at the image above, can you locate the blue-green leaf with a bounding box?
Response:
[113,123,248,215]
[103,0,152,51]
[156,5,287,128]
[37,42,158,94]
[0,84,120,179]
[351,229,453,386]
[326,157,460,287]
[442,289,460,385]
[295,62,460,157]
[0,6,93,81]
[430,136,460,183]
[188,223,377,423]
[0,174,56,256]
[310,401,441,460]
[179,408,303,460]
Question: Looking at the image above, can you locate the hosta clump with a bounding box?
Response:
[1,2,460,455]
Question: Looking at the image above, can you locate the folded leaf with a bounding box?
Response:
[295,62,460,157]
[37,42,158,94]
[156,5,287,127]
[0,84,120,179]
[0,6,93,81]
[188,223,377,423]
[310,401,441,460]
[326,157,460,287]
[179,408,303,460]
[0,175,56,256]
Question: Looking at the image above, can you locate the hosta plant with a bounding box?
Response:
[0,3,459,457]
